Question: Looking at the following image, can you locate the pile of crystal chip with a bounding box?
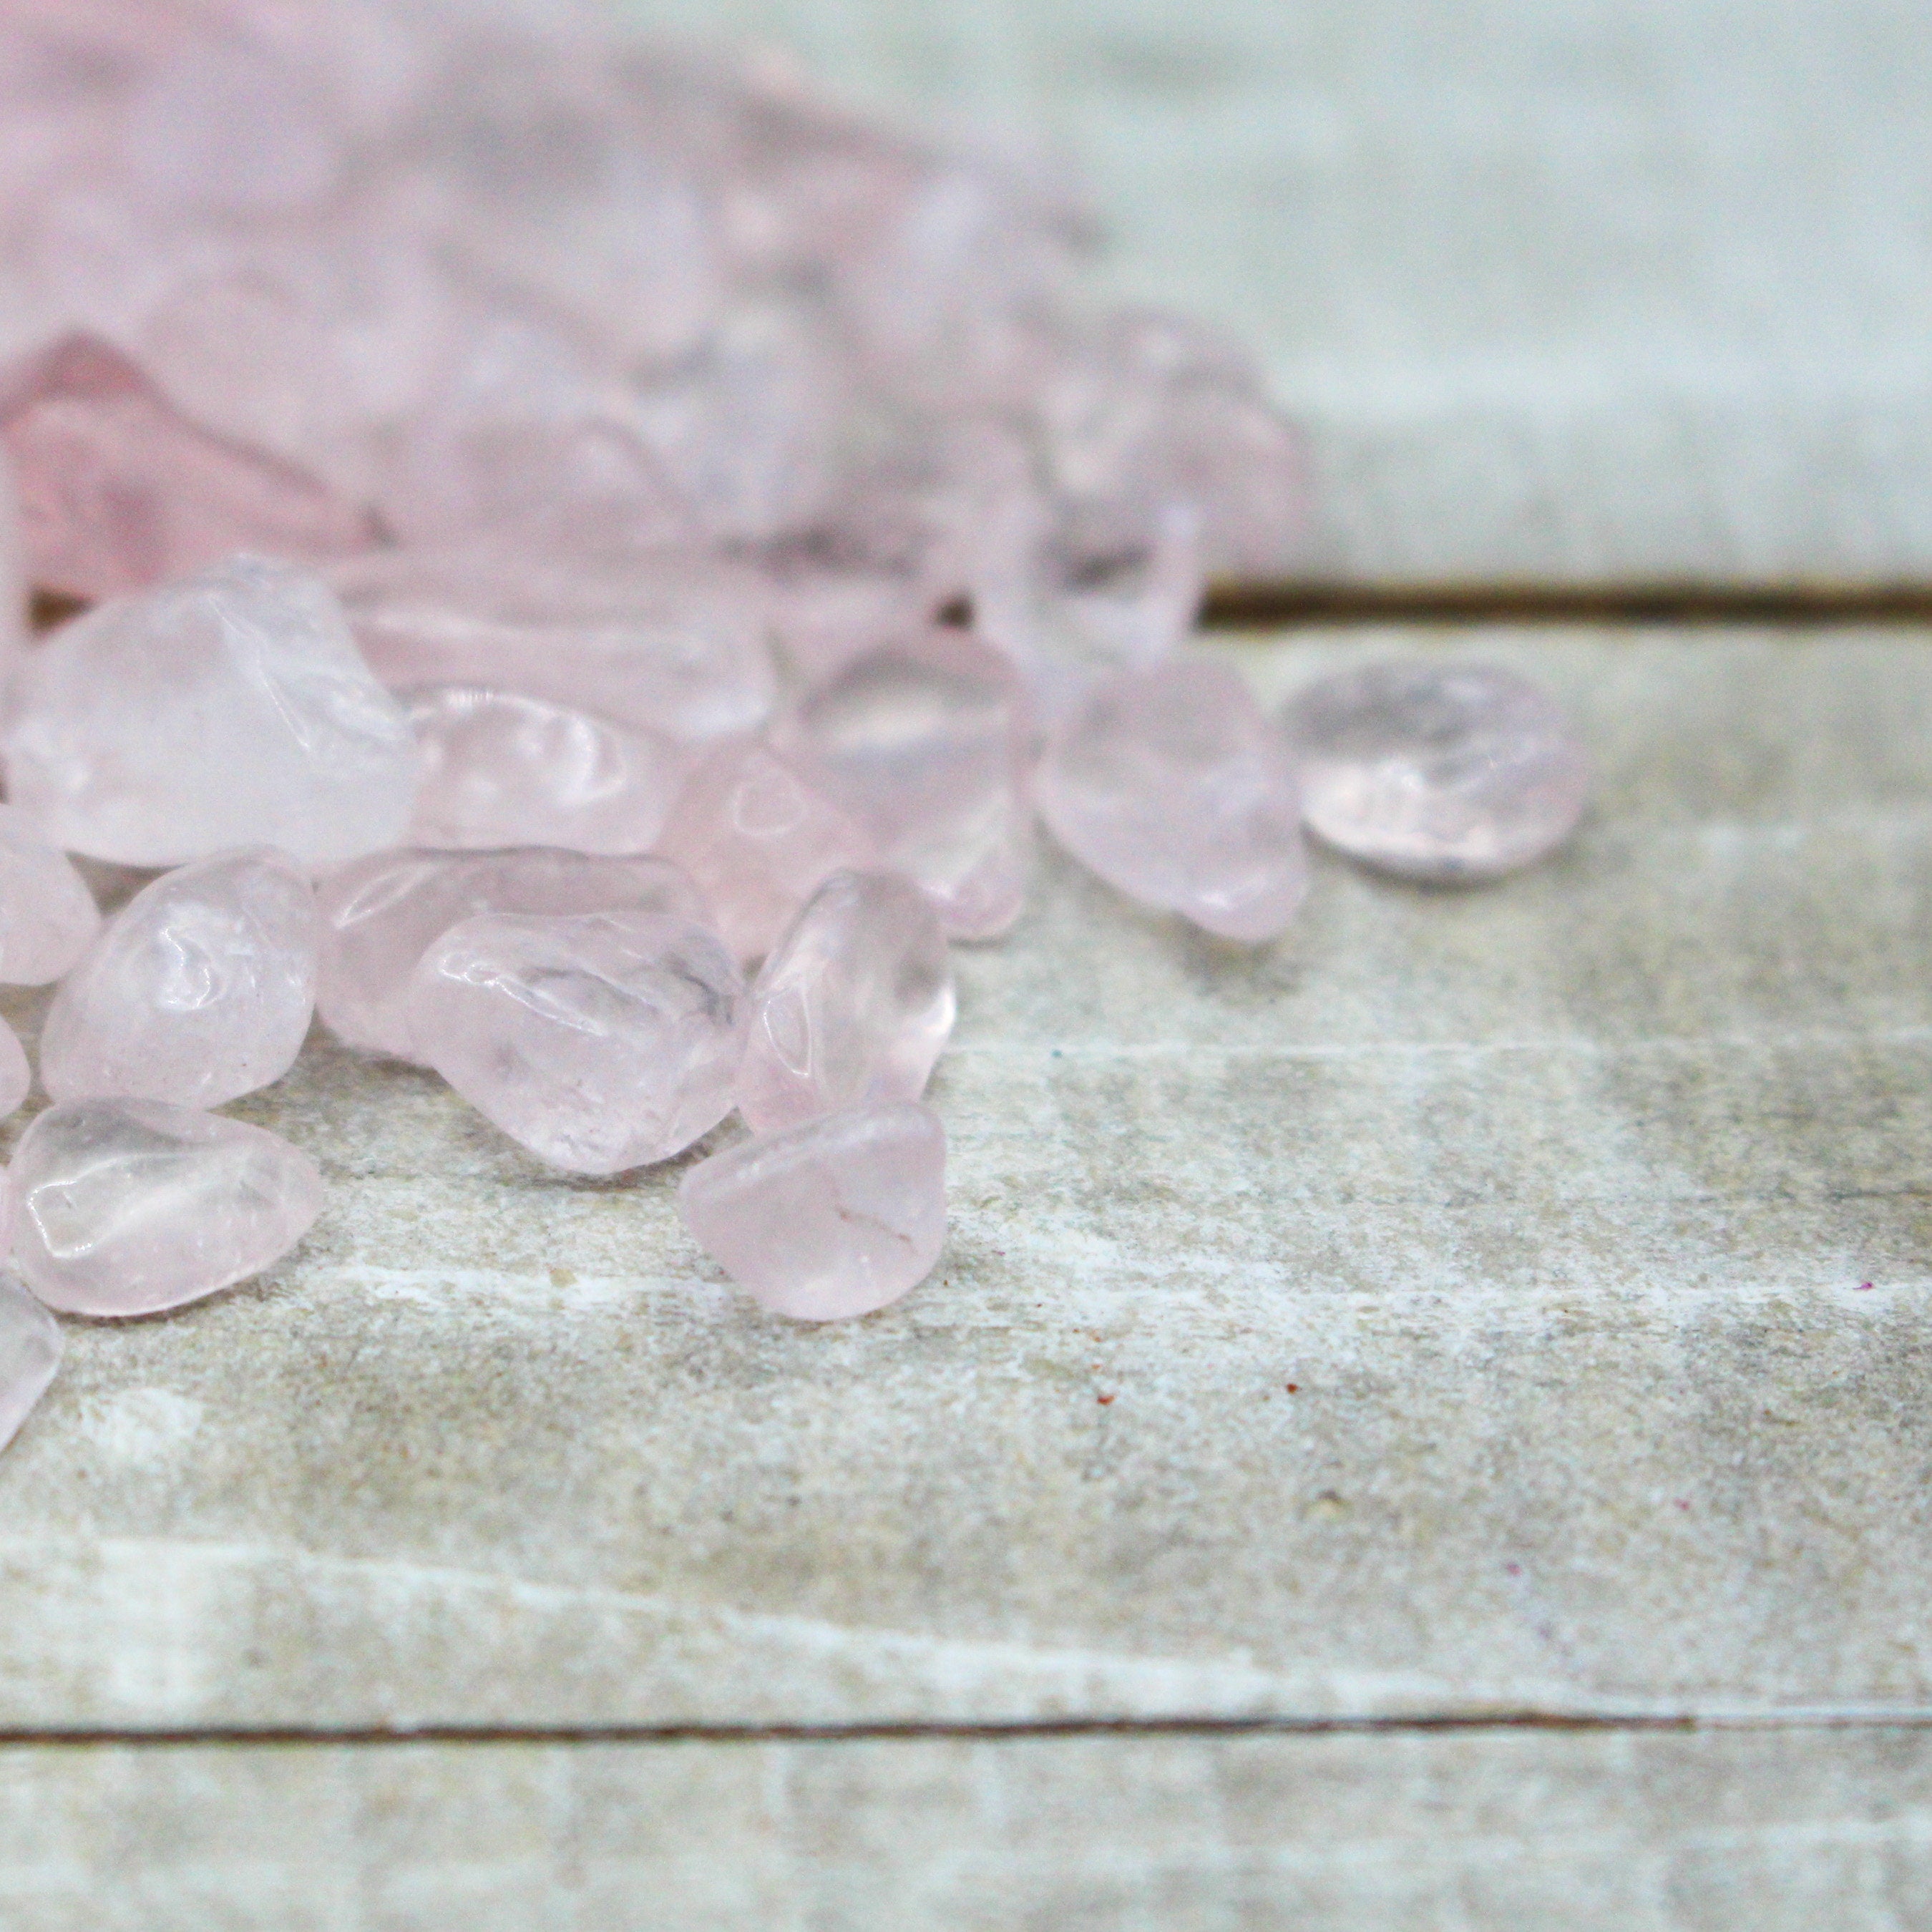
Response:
[0,2,1590,1450]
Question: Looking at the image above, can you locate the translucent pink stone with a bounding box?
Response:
[679,1102,947,1322]
[9,1098,324,1319]
[0,1273,62,1453]
[1282,660,1591,882]
[3,555,419,868]
[0,1018,29,1121]
[738,871,955,1133]
[773,630,1034,940]
[316,847,708,1063]
[406,686,690,857]
[409,910,745,1175]
[761,562,932,686]
[330,545,777,741]
[0,333,377,601]
[654,741,877,965]
[39,849,317,1110]
[0,804,99,985]
[1037,658,1309,943]
[0,453,24,670]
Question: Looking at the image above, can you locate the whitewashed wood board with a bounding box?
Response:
[623,0,1932,582]
[0,630,1925,1730]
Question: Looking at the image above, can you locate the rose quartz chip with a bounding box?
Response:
[331,545,777,742]
[655,741,876,965]
[407,686,690,856]
[0,454,24,669]
[39,849,317,1110]
[9,1098,323,1318]
[316,847,709,1063]
[773,630,1034,940]
[3,555,419,867]
[0,804,99,984]
[738,871,954,1133]
[679,1102,947,1322]
[409,910,745,1174]
[1281,660,1591,881]
[0,333,377,601]
[0,1273,61,1452]
[1037,658,1308,943]
[0,1018,29,1121]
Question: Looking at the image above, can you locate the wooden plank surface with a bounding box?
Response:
[4,1727,1931,1928]
[1,629,1928,1732]
[625,0,1932,583]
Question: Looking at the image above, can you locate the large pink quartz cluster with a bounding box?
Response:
[0,3,1589,1450]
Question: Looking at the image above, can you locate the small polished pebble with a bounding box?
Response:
[409,910,746,1174]
[0,1018,29,1121]
[1036,658,1309,942]
[774,630,1034,940]
[9,1098,324,1318]
[0,1274,62,1452]
[406,684,690,856]
[39,848,318,1109]
[316,846,709,1063]
[1281,660,1592,880]
[680,1102,948,1322]
[0,804,100,985]
[738,871,955,1134]
[654,740,877,965]
[3,555,419,867]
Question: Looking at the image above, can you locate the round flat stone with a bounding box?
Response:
[679,1102,947,1322]
[1282,660,1591,881]
[9,1098,324,1318]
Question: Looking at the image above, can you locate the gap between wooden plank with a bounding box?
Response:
[8,1714,1932,1749]
[1201,582,1932,628]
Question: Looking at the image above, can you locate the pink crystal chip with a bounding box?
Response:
[1036,658,1308,942]
[679,1102,947,1322]
[409,910,745,1174]
[3,556,419,867]
[738,871,955,1134]
[406,686,690,857]
[0,1018,29,1121]
[0,804,99,985]
[9,1098,324,1319]
[0,333,376,601]
[1281,660,1591,881]
[316,847,709,1063]
[39,849,318,1110]
[774,629,1034,940]
[0,1274,62,1453]
[654,740,876,965]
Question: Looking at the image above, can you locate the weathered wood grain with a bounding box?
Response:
[623,0,1932,582]
[4,1726,1931,1928]
[0,631,1924,1729]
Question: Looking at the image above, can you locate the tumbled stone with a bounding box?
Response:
[316,846,708,1063]
[1036,657,1308,942]
[1281,660,1592,881]
[39,849,317,1110]
[3,555,419,867]
[409,910,745,1174]
[772,630,1033,940]
[0,333,376,601]
[0,804,99,985]
[0,452,23,670]
[679,1102,947,1322]
[738,871,954,1133]
[407,686,689,856]
[654,740,876,965]
[0,1273,62,1453]
[0,1018,29,1122]
[761,562,933,686]
[331,545,777,741]
[9,1098,324,1318]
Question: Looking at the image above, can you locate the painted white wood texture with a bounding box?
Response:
[0,630,1926,1733]
[627,0,1932,582]
[4,1727,1931,1928]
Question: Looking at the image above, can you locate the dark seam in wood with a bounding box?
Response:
[1201,582,1932,629]
[0,1714,1928,1747]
